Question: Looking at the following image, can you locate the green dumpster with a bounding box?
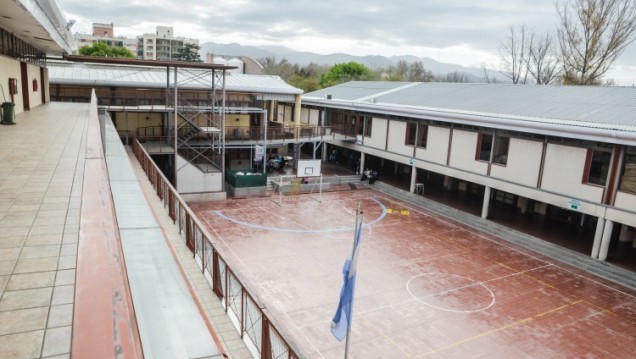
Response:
[1,102,15,125]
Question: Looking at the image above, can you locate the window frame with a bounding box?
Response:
[492,136,510,166]
[476,132,493,162]
[583,148,612,187]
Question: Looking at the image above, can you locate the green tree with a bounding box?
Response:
[78,41,135,58]
[175,43,202,62]
[319,62,373,87]
[557,0,636,85]
[260,58,329,91]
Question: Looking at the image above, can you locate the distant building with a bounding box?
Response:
[75,22,137,54]
[137,26,199,61]
[205,53,264,75]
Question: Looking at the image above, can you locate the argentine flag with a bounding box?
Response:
[331,221,363,341]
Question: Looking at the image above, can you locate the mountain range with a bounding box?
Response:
[199,42,507,82]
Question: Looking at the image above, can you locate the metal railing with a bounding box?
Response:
[132,138,301,359]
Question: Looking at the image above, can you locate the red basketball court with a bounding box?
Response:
[191,189,636,358]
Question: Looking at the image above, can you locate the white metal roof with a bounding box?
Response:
[48,61,303,99]
[303,81,636,145]
[0,0,75,54]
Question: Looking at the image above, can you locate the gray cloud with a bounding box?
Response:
[59,0,635,82]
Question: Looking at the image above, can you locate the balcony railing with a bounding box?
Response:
[132,138,302,359]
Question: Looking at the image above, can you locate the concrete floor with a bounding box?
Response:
[191,190,636,358]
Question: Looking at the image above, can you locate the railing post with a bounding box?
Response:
[200,236,205,272]
[186,213,194,251]
[156,172,162,198]
[168,193,175,221]
[212,250,223,298]
[240,288,245,338]
[261,316,271,359]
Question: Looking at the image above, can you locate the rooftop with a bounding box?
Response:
[304,81,636,144]
[48,60,304,99]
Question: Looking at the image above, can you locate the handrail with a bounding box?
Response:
[132,138,303,359]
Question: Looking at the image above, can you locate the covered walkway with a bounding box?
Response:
[0,102,247,358]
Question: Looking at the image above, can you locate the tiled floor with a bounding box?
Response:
[0,103,87,358]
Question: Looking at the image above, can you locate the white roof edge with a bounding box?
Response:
[23,0,76,53]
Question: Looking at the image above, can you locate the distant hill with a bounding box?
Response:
[199,42,506,83]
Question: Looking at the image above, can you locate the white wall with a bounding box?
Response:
[309,109,319,125]
[0,55,24,115]
[300,108,309,124]
[614,191,636,213]
[365,117,387,150]
[176,155,223,193]
[541,143,604,203]
[283,105,293,124]
[448,130,488,175]
[490,138,543,187]
[415,126,449,165]
[386,121,413,157]
[300,108,319,125]
[27,63,42,108]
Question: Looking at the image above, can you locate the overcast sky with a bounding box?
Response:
[58,0,636,85]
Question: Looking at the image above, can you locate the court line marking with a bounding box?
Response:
[213,197,387,233]
[393,198,636,302]
[406,273,496,314]
[415,299,584,357]
[406,264,554,314]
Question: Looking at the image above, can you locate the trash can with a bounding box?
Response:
[1,102,15,125]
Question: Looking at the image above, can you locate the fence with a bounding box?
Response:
[132,138,301,359]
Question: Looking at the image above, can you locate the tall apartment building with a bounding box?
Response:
[137,26,199,60]
[75,22,138,54]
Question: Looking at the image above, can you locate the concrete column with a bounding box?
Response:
[598,220,614,261]
[359,152,366,175]
[443,176,453,191]
[410,166,417,193]
[518,197,528,214]
[293,94,301,127]
[618,224,632,243]
[394,162,399,175]
[481,186,491,219]
[591,218,606,259]
[321,143,328,162]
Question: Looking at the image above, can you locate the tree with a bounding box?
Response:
[407,61,435,82]
[78,41,135,58]
[175,43,202,62]
[527,32,561,84]
[319,62,373,87]
[260,58,329,91]
[437,71,471,83]
[498,25,530,84]
[557,0,636,85]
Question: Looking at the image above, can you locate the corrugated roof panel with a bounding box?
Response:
[304,81,411,101]
[48,62,303,95]
[306,82,636,130]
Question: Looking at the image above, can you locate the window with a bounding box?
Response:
[585,149,611,186]
[363,116,372,137]
[477,133,493,161]
[406,122,417,145]
[619,147,636,193]
[492,136,510,165]
[405,122,428,147]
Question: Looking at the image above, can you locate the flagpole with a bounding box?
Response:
[344,200,362,359]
